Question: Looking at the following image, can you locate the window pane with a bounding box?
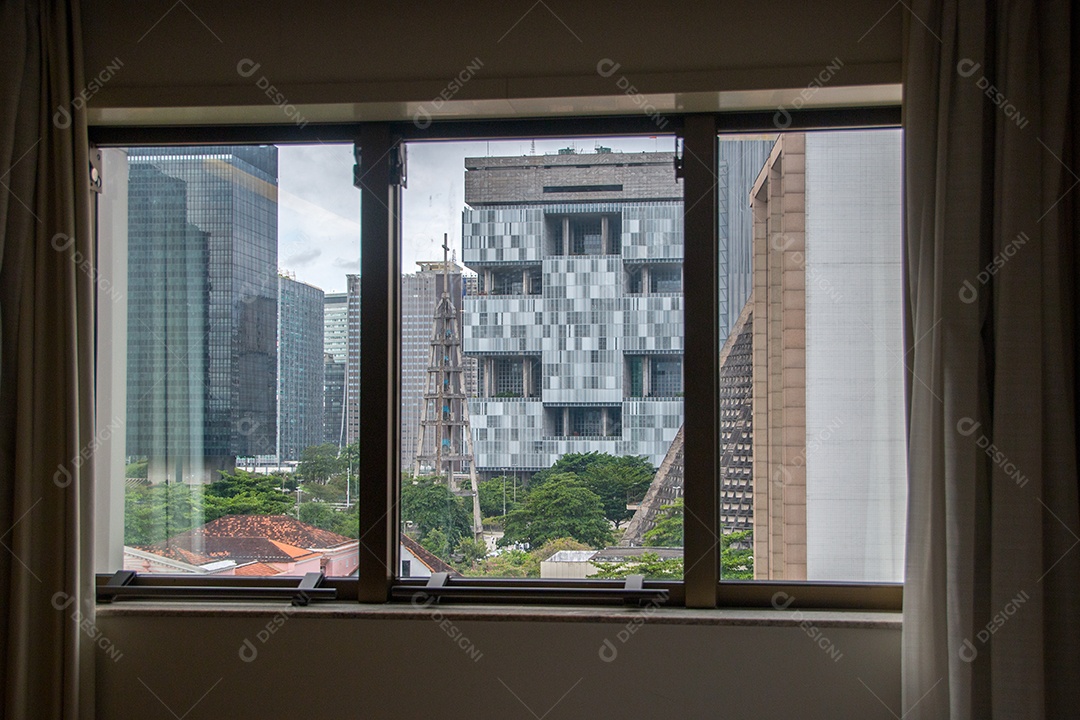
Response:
[716,129,906,582]
[96,144,362,578]
[400,138,684,580]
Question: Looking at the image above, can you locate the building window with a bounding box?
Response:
[94,143,363,581]
[627,355,683,398]
[546,213,622,256]
[626,263,682,295]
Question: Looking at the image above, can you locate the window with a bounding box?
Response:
[93,111,903,610]
[712,129,906,583]
[626,355,683,398]
[402,137,682,580]
[625,262,682,294]
[95,143,362,580]
[546,213,622,256]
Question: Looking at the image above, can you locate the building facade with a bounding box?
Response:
[344,274,362,445]
[717,137,775,343]
[322,291,348,446]
[126,146,279,482]
[461,150,684,478]
[278,275,325,461]
[751,130,905,583]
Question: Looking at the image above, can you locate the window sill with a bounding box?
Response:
[95,601,901,629]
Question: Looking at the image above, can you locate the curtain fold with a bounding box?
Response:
[0,1,95,719]
[902,0,1079,717]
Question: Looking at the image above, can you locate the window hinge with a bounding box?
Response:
[353,140,407,189]
[389,141,407,188]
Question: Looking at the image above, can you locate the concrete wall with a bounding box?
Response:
[96,611,901,719]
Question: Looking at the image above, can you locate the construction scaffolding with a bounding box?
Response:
[411,234,484,540]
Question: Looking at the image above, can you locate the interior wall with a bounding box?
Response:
[85,5,903,717]
[82,1,902,112]
[96,613,901,719]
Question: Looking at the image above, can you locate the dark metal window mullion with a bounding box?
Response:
[357,125,401,602]
[681,115,721,608]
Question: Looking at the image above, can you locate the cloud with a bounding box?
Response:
[332,257,360,272]
[284,247,322,267]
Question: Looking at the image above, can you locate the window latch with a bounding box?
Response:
[89,145,103,193]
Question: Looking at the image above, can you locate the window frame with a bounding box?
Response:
[91,106,903,611]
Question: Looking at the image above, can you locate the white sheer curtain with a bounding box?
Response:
[0,1,96,719]
[902,0,1079,717]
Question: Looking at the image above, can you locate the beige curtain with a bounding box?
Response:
[903,0,1079,717]
[0,1,96,719]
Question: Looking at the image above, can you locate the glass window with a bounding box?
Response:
[96,143,362,578]
[401,137,684,580]
[715,129,906,582]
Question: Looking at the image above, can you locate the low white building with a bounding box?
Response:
[540,550,598,579]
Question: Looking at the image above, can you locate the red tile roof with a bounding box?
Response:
[131,545,216,566]
[235,562,285,576]
[196,514,355,549]
[268,540,319,561]
[140,535,302,564]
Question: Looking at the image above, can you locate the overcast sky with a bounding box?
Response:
[276,135,674,295]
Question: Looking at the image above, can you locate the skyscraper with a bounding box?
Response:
[278,275,325,461]
[344,274,361,445]
[322,292,348,446]
[717,137,775,343]
[461,149,684,479]
[126,145,279,482]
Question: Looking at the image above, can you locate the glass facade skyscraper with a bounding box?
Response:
[322,292,348,446]
[126,146,279,481]
[717,137,776,343]
[278,276,325,461]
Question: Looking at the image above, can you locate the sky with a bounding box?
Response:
[276,135,675,295]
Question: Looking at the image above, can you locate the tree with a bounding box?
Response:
[328,507,359,539]
[502,477,613,549]
[578,455,654,528]
[460,537,589,578]
[643,498,684,546]
[400,476,473,552]
[456,538,489,568]
[530,453,655,528]
[421,528,451,558]
[592,552,683,580]
[296,443,343,484]
[301,473,349,504]
[466,548,532,577]
[124,482,201,545]
[529,452,600,491]
[204,470,293,521]
[299,501,336,530]
[477,475,524,519]
[720,529,754,580]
